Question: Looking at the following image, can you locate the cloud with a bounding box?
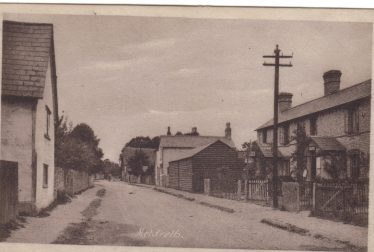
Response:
[121,38,177,52]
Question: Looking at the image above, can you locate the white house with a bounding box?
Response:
[1,20,58,214]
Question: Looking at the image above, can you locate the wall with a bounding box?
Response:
[34,59,55,210]
[169,159,193,191]
[54,166,93,196]
[158,147,193,186]
[192,142,243,192]
[1,97,34,203]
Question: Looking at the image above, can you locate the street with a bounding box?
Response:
[6,181,365,251]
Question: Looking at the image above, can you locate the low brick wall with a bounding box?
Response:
[55,167,93,196]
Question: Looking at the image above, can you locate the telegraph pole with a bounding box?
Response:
[263,45,292,208]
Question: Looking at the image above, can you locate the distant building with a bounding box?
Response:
[155,123,235,187]
[1,21,58,214]
[255,70,371,181]
[168,140,243,192]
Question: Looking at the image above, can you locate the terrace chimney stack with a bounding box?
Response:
[323,70,342,96]
[225,122,231,140]
[167,126,171,136]
[191,127,197,135]
[278,92,293,113]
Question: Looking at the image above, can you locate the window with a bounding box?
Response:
[310,117,317,136]
[43,164,48,188]
[350,154,360,179]
[283,124,289,145]
[347,107,359,135]
[262,130,267,143]
[45,106,51,140]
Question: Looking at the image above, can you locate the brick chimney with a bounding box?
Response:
[323,70,342,95]
[225,122,231,139]
[278,92,293,113]
[167,126,171,136]
[191,127,197,135]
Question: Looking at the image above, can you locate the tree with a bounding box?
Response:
[124,136,160,149]
[126,150,150,177]
[291,123,310,182]
[55,116,104,175]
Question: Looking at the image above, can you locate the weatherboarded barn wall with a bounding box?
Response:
[169,159,193,191]
[169,141,243,193]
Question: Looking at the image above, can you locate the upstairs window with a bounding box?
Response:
[262,130,267,144]
[310,117,317,136]
[45,106,51,140]
[283,124,289,145]
[350,154,360,179]
[347,107,359,135]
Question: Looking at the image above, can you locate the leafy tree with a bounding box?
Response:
[175,131,183,136]
[290,123,310,182]
[124,136,160,149]
[55,116,104,175]
[126,150,150,177]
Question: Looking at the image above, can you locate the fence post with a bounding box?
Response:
[244,180,248,201]
[312,182,316,211]
[237,180,242,200]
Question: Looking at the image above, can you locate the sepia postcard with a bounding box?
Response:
[0,3,373,252]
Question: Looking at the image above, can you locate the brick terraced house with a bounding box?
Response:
[1,20,58,214]
[254,70,370,181]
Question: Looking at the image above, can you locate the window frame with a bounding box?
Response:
[310,116,317,136]
[262,130,267,144]
[347,106,359,135]
[44,106,51,140]
[43,164,49,188]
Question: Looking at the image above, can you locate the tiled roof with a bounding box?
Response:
[310,136,345,151]
[256,80,371,130]
[169,140,232,163]
[2,20,53,98]
[257,144,295,159]
[122,147,156,165]
[159,135,235,149]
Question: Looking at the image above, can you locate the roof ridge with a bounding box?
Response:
[3,20,53,27]
[256,79,371,130]
[283,79,371,113]
[160,135,225,138]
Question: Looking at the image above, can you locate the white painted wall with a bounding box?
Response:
[1,98,34,202]
[34,59,55,209]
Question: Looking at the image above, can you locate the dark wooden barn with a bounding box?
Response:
[168,140,244,192]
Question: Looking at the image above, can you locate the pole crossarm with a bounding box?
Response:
[263,63,293,67]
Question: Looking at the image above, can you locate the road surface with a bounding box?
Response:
[70,181,350,250]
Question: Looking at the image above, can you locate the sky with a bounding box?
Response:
[5,13,372,161]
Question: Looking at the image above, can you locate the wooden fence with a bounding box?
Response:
[246,180,270,201]
[0,160,18,224]
[314,181,368,224]
[299,181,313,210]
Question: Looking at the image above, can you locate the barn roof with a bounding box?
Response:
[256,80,371,130]
[2,20,54,98]
[169,140,233,163]
[122,147,156,165]
[159,135,235,149]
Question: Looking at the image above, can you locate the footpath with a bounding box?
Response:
[143,183,368,250]
[5,185,99,244]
